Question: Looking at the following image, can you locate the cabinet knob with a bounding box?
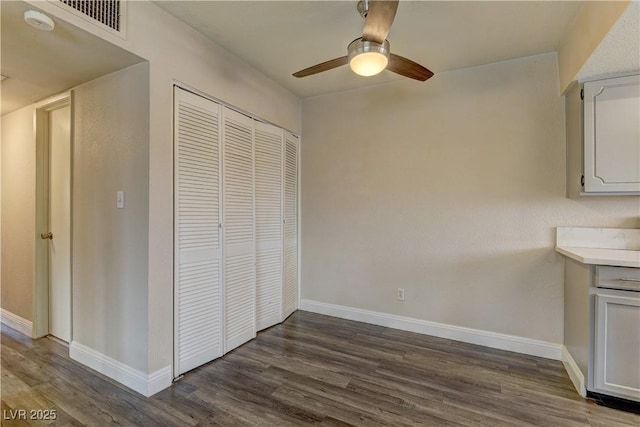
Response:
[40,232,53,240]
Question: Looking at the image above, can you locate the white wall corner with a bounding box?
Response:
[299,299,563,361]
[562,345,587,397]
[69,341,172,397]
[1,308,33,337]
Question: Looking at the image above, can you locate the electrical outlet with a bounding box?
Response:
[397,288,405,301]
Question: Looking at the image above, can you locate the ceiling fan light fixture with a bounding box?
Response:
[293,1,432,82]
[348,38,390,77]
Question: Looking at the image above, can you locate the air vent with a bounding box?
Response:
[58,0,121,32]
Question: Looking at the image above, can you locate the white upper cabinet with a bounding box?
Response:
[583,75,640,194]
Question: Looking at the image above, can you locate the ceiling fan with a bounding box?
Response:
[292,0,433,81]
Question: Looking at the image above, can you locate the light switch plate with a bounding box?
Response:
[117,191,125,209]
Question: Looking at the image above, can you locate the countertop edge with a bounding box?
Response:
[555,246,640,268]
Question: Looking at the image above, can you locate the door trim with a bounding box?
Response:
[34,92,72,339]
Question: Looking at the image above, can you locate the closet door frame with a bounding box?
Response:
[172,82,301,373]
[296,135,302,316]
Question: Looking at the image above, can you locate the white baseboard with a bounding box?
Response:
[70,341,172,397]
[1,308,33,337]
[300,299,563,360]
[562,346,586,397]
[147,365,173,397]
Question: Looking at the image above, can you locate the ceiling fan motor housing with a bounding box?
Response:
[348,38,390,59]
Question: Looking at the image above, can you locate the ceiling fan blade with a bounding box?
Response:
[362,0,399,44]
[387,53,434,81]
[293,56,349,78]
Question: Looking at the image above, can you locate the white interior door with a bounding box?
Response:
[283,132,298,318]
[48,105,71,342]
[174,87,222,376]
[254,121,283,331]
[222,107,256,352]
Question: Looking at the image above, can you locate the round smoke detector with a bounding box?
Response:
[24,10,55,31]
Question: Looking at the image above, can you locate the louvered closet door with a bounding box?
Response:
[222,107,256,352]
[283,132,299,318]
[174,87,222,376]
[254,121,284,331]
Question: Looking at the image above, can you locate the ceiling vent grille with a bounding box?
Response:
[58,0,122,32]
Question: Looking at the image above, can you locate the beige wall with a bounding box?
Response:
[1,104,36,321]
[26,0,301,373]
[72,63,150,372]
[301,53,639,344]
[557,0,630,93]
[132,2,301,372]
[1,64,151,371]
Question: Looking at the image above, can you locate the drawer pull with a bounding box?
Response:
[619,278,640,283]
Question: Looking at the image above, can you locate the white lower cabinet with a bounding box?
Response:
[594,288,640,401]
[173,86,298,376]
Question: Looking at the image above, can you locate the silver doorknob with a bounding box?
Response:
[40,232,53,240]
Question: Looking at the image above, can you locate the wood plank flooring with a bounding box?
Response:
[2,311,639,426]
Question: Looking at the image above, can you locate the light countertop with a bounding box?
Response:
[555,227,640,268]
[555,246,640,268]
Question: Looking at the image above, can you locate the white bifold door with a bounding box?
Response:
[174,88,222,376]
[283,132,299,318]
[254,122,284,331]
[253,126,299,328]
[221,108,256,352]
[174,87,298,376]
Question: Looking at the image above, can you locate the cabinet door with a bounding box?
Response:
[254,121,283,331]
[594,288,640,401]
[283,132,299,318]
[222,107,256,353]
[174,87,222,375]
[583,75,640,193]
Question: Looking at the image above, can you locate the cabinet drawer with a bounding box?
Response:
[596,266,640,291]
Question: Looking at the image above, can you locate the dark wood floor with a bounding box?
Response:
[2,311,639,426]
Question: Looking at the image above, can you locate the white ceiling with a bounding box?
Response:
[154,1,584,98]
[5,0,631,115]
[576,1,640,81]
[0,1,143,116]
